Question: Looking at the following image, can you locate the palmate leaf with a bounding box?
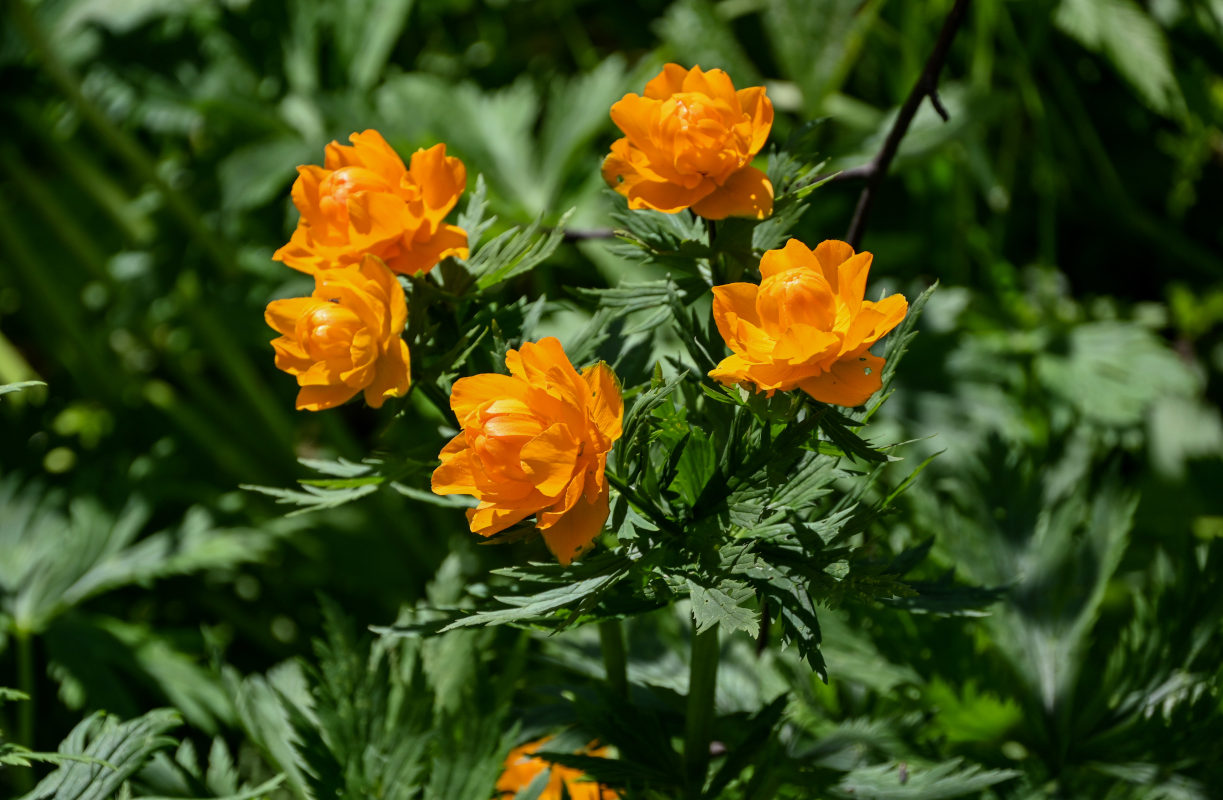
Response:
[19,709,181,800]
[833,758,1020,800]
[0,477,278,635]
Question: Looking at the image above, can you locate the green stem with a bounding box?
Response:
[598,618,628,700]
[15,629,34,792]
[684,621,719,799]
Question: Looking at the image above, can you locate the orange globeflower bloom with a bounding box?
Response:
[431,338,622,564]
[496,737,618,800]
[274,129,468,277]
[709,239,908,407]
[602,63,774,220]
[265,254,411,411]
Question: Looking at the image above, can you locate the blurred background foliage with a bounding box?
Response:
[1,0,1221,796]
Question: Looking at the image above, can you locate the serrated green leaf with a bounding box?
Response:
[20,709,181,800]
[688,579,760,637]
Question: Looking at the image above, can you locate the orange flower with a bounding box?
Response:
[431,338,622,564]
[709,239,908,407]
[496,737,618,800]
[265,254,411,411]
[273,129,468,276]
[602,63,774,220]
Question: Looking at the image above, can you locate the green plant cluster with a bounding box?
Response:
[2,0,1221,798]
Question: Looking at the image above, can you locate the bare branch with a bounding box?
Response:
[844,0,973,249]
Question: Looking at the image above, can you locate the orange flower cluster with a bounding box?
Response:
[274,130,468,277]
[496,737,618,800]
[265,130,469,411]
[603,63,774,220]
[710,239,908,407]
[431,338,623,564]
[265,255,411,411]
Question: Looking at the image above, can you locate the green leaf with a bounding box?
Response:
[0,380,45,397]
[455,174,495,251]
[467,211,571,291]
[687,579,760,638]
[669,427,717,508]
[440,568,629,632]
[19,709,181,800]
[834,758,1020,800]
[1054,0,1183,116]
[880,281,937,395]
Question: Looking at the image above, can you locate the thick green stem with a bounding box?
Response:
[684,621,720,798]
[598,618,628,700]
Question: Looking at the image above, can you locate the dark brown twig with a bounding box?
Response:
[844,0,972,249]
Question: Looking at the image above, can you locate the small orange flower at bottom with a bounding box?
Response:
[496,737,618,800]
[265,254,411,411]
[431,338,623,564]
[709,239,907,407]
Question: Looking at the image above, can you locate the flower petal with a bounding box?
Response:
[797,351,884,407]
[295,383,358,411]
[539,483,609,565]
[581,362,623,442]
[432,435,477,495]
[625,175,711,214]
[690,165,773,220]
[265,297,321,336]
[812,240,856,288]
[450,373,525,424]
[467,502,535,538]
[643,63,690,99]
[362,338,411,408]
[387,223,468,276]
[519,423,581,498]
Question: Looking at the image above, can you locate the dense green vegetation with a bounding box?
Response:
[2,0,1221,797]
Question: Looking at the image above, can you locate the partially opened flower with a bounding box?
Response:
[602,63,773,220]
[710,239,908,407]
[265,254,411,411]
[496,737,618,800]
[274,129,468,276]
[431,338,622,564]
